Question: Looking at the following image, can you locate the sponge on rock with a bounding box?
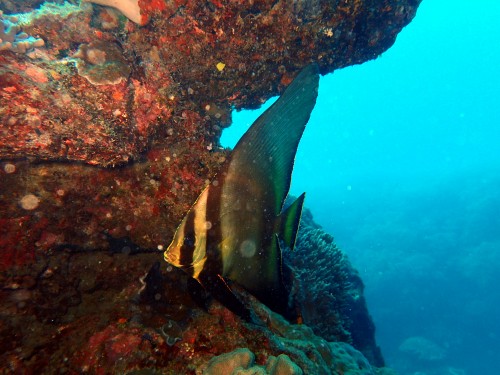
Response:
[84,0,144,25]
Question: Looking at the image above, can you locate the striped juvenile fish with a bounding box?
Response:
[164,64,320,320]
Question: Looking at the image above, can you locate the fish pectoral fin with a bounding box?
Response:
[198,272,252,321]
[278,192,305,251]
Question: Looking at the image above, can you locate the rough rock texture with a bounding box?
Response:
[0,241,395,374]
[0,0,71,14]
[203,348,303,375]
[0,0,422,276]
[0,151,222,269]
[0,0,422,373]
[399,336,447,361]
[1,10,45,53]
[1,0,420,165]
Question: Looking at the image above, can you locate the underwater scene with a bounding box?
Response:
[224,1,500,374]
[0,0,498,374]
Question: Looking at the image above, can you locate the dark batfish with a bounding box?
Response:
[164,64,320,320]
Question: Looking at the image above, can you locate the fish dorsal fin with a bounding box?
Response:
[228,64,319,216]
[278,192,305,251]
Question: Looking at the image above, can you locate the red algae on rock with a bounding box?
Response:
[2,0,420,166]
[0,0,422,373]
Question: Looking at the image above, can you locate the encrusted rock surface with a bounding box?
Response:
[0,0,421,373]
[1,0,420,165]
[1,10,45,53]
[0,0,422,269]
[0,237,394,374]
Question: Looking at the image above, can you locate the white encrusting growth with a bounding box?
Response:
[1,11,45,53]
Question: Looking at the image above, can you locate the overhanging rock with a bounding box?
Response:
[1,0,421,165]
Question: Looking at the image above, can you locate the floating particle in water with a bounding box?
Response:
[20,194,40,210]
[3,163,16,173]
[240,239,257,258]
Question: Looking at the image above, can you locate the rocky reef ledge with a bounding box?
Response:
[0,0,422,276]
[0,204,393,374]
[1,0,420,166]
[1,0,421,373]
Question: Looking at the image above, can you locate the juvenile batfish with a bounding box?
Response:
[164,64,320,320]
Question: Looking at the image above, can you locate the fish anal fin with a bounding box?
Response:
[248,235,293,320]
[198,272,252,321]
[278,192,305,251]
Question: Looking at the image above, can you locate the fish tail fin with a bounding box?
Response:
[279,192,305,251]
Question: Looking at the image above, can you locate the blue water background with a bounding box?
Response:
[222,1,500,374]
